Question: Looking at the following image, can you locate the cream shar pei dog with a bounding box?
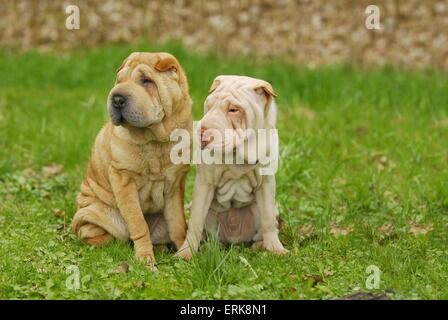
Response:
[176,75,288,260]
[72,52,192,270]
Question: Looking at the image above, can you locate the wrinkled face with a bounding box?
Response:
[199,75,276,152]
[108,52,183,127]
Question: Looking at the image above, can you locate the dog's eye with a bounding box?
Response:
[228,107,240,113]
[141,78,154,86]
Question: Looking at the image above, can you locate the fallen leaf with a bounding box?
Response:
[135,281,146,289]
[376,223,394,235]
[296,223,315,237]
[297,107,316,120]
[355,126,368,136]
[433,118,448,128]
[323,270,334,277]
[303,274,324,287]
[22,168,37,178]
[369,154,396,171]
[53,208,65,218]
[383,190,397,200]
[288,273,298,280]
[329,223,354,236]
[118,261,129,273]
[409,222,434,236]
[42,163,64,177]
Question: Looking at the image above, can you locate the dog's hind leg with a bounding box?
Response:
[77,223,113,246]
[72,202,130,246]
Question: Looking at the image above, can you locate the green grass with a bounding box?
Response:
[0,43,448,299]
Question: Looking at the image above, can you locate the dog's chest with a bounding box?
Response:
[211,166,262,212]
[137,145,185,214]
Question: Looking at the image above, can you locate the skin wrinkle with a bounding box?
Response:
[134,64,166,114]
[202,89,254,150]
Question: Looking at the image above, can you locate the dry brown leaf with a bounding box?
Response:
[118,261,129,273]
[329,223,354,236]
[297,107,316,120]
[303,274,324,286]
[409,222,434,236]
[42,163,64,177]
[433,118,448,128]
[288,273,298,280]
[296,223,316,237]
[376,223,394,235]
[135,281,146,289]
[22,168,37,178]
[53,208,65,218]
[323,270,334,277]
[370,154,396,171]
[355,126,368,136]
[54,208,67,235]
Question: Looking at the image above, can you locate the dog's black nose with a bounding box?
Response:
[112,94,126,108]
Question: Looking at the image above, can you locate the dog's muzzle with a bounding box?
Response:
[108,94,128,125]
[108,94,164,127]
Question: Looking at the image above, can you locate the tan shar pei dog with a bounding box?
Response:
[72,52,192,270]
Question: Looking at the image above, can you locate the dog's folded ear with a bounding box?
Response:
[255,81,277,122]
[254,81,277,98]
[155,56,178,74]
[208,79,221,93]
[155,56,180,86]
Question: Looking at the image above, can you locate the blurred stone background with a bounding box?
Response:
[1,0,447,70]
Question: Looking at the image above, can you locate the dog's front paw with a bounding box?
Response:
[261,237,289,255]
[135,253,158,271]
[269,245,289,255]
[175,247,193,261]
